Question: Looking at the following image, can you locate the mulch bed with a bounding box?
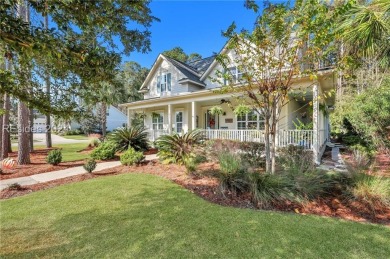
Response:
[1,160,389,226]
[0,149,87,180]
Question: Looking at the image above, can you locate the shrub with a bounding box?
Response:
[64,128,83,135]
[286,171,340,201]
[90,141,117,160]
[120,148,145,166]
[347,173,390,209]
[216,152,248,193]
[183,156,199,174]
[89,138,100,148]
[156,129,203,165]
[46,149,62,165]
[239,142,265,167]
[204,139,241,162]
[7,183,24,191]
[109,126,149,152]
[277,145,314,174]
[83,159,97,173]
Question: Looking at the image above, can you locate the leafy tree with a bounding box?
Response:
[188,53,203,63]
[215,1,336,173]
[162,47,202,63]
[0,0,157,163]
[331,77,390,150]
[117,61,149,103]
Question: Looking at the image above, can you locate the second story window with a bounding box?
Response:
[157,73,171,93]
[224,66,243,85]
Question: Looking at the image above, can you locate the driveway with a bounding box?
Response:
[12,133,90,146]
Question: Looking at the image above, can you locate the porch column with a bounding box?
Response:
[313,83,320,164]
[168,104,172,134]
[127,108,132,128]
[191,101,196,130]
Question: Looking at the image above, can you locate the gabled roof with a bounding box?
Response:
[162,55,206,86]
[139,53,216,90]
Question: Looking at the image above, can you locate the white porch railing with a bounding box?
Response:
[145,129,169,142]
[277,130,314,149]
[146,129,318,150]
[200,129,266,143]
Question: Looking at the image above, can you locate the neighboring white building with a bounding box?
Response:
[119,45,335,163]
[105,105,128,131]
[34,105,127,133]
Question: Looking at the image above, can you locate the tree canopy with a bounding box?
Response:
[0,0,157,116]
[162,47,202,63]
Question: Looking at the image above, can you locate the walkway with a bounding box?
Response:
[0,154,157,191]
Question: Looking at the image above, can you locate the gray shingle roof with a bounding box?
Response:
[162,55,206,86]
[187,55,216,74]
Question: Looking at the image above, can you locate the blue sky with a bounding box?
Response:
[125,0,263,68]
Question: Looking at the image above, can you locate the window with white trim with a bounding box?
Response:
[175,111,183,133]
[157,73,171,93]
[224,66,243,85]
[152,113,164,130]
[237,110,264,130]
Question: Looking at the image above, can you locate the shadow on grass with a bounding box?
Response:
[1,174,389,258]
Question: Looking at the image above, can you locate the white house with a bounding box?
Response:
[38,105,128,133]
[119,46,335,163]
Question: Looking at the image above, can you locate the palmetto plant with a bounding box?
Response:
[108,126,149,152]
[156,129,203,165]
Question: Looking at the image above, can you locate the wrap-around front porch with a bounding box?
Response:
[125,85,330,163]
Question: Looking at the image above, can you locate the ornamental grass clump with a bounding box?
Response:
[217,152,249,194]
[347,173,390,210]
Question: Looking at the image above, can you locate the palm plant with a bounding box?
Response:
[156,129,203,165]
[338,0,390,66]
[108,126,149,152]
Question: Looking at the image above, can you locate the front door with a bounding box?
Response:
[205,110,218,129]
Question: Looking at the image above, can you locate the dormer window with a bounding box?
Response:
[224,66,243,85]
[157,73,171,93]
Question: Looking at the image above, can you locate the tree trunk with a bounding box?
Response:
[101,102,107,137]
[16,0,31,164]
[1,92,11,160]
[264,117,271,173]
[271,130,277,174]
[44,4,52,148]
[0,95,3,159]
[29,107,34,151]
[18,102,31,164]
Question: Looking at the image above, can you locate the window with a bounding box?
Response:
[175,111,183,133]
[157,73,171,93]
[224,66,243,85]
[237,110,264,130]
[152,113,164,130]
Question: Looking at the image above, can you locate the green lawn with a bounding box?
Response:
[61,135,91,140]
[1,174,389,258]
[35,143,91,162]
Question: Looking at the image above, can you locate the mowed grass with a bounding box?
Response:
[34,143,91,162]
[1,174,389,258]
[61,135,91,140]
